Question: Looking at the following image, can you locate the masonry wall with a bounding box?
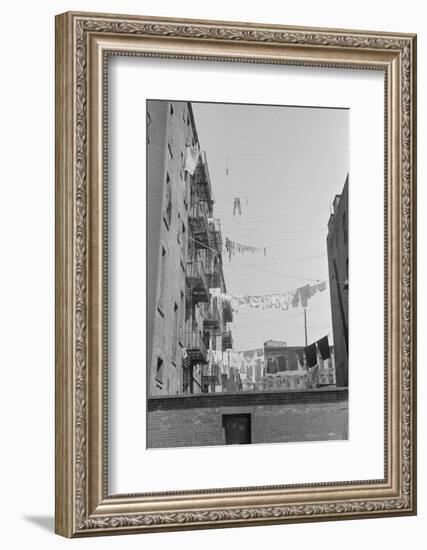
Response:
[327,175,349,387]
[147,389,348,448]
[147,100,196,396]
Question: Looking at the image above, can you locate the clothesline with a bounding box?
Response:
[210,281,327,311]
[225,237,267,261]
[189,236,334,285]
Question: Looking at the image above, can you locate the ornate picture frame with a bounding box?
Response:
[55,11,417,537]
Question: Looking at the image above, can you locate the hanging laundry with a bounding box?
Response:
[291,289,300,308]
[224,157,229,176]
[317,336,331,360]
[305,343,318,368]
[307,364,320,388]
[233,197,242,216]
[225,237,233,261]
[296,349,305,369]
[299,284,311,308]
[184,145,200,175]
[316,281,327,292]
[225,237,265,259]
[209,283,327,311]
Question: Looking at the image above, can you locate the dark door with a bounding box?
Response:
[223,414,251,445]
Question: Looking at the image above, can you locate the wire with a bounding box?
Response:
[204,128,347,154]
[230,303,331,322]
[224,233,326,245]
[222,255,326,266]
[225,259,325,283]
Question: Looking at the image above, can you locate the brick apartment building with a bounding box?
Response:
[147,100,233,396]
[327,175,349,387]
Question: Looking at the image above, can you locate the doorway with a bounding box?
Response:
[222,414,251,445]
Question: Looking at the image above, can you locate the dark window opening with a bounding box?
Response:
[164,173,172,227]
[158,247,166,312]
[172,303,178,363]
[156,357,164,383]
[222,414,251,445]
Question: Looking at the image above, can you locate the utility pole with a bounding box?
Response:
[304,307,308,347]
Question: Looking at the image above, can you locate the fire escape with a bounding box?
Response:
[183,153,213,393]
[183,151,234,393]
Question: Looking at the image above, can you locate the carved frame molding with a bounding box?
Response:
[55,12,416,537]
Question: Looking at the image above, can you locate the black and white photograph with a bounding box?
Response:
[147,100,349,448]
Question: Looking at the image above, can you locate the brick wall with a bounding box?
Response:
[148,100,196,396]
[327,176,349,387]
[147,389,348,448]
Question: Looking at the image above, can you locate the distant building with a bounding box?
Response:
[327,175,349,387]
[263,340,307,390]
[147,100,232,396]
[263,340,336,390]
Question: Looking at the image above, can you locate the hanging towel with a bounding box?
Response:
[299,284,311,308]
[233,197,242,216]
[184,145,200,175]
[305,343,317,368]
[309,284,318,297]
[317,336,331,360]
[291,289,300,307]
[296,349,305,369]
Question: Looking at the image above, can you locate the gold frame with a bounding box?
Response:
[55,11,417,537]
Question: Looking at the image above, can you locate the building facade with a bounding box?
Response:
[327,175,349,387]
[147,100,233,396]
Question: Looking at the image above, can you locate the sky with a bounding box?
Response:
[192,102,349,350]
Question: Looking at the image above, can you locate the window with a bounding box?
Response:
[158,247,166,313]
[164,173,172,228]
[177,213,181,244]
[146,111,152,145]
[156,357,164,384]
[167,142,173,160]
[172,303,178,364]
[180,223,186,269]
[277,355,287,372]
[180,291,185,340]
[180,150,185,180]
